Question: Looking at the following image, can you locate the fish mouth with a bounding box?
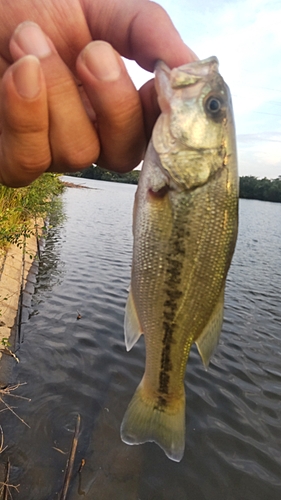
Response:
[173,56,219,76]
[155,56,219,90]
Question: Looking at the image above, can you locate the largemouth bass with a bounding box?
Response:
[121,57,238,462]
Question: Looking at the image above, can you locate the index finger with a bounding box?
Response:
[84,0,197,72]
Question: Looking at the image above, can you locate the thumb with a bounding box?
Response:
[0,55,50,187]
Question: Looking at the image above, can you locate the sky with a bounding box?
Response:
[124,0,281,179]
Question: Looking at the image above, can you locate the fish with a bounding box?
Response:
[120,56,238,462]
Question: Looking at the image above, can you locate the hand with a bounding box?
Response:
[0,0,196,187]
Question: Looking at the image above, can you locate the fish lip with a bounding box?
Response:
[155,56,218,75]
[172,56,219,78]
[178,55,219,72]
[155,57,220,90]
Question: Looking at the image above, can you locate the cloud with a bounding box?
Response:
[237,132,281,144]
[174,0,281,177]
[188,1,281,90]
[237,132,281,178]
[123,0,281,177]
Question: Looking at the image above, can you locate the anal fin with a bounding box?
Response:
[124,289,143,351]
[195,286,225,368]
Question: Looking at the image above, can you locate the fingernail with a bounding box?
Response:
[83,41,122,82]
[14,21,52,58]
[12,55,41,99]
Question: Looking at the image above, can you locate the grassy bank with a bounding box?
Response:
[0,174,64,250]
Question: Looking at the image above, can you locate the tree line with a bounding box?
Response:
[72,166,281,202]
[239,176,281,203]
[78,165,140,184]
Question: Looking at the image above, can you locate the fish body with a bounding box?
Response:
[121,57,238,462]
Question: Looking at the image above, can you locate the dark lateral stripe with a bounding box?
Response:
[157,205,187,407]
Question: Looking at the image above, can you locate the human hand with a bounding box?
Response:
[0,0,196,187]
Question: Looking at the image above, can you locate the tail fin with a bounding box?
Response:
[120,378,186,462]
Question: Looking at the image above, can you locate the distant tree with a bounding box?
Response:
[80,165,140,184]
[239,176,281,202]
[68,168,281,202]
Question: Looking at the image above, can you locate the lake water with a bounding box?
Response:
[0,176,281,500]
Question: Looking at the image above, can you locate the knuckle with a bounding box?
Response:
[5,114,48,135]
[56,142,100,171]
[6,144,51,175]
[99,154,143,173]
[3,95,48,134]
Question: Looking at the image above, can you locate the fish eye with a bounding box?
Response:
[206,97,222,114]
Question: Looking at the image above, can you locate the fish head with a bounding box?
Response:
[152,57,236,190]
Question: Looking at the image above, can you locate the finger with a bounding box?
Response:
[138,78,160,142]
[0,57,9,79]
[0,0,92,74]
[0,55,51,187]
[10,22,100,172]
[84,0,198,71]
[77,41,146,172]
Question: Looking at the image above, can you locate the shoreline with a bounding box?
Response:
[0,221,43,385]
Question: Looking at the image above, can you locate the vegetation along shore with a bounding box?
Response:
[0,174,64,372]
[71,166,281,203]
[0,173,64,251]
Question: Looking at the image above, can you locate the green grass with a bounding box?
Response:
[0,173,64,250]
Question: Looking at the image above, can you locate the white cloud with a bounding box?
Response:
[124,0,281,177]
[171,0,281,177]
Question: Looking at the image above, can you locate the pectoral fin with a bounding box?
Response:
[195,286,225,368]
[124,289,143,351]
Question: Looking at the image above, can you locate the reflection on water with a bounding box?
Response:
[0,178,281,499]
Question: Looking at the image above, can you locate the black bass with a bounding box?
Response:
[121,57,238,462]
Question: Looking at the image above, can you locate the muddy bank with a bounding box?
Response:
[0,222,43,384]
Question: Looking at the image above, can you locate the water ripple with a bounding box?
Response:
[0,186,280,499]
